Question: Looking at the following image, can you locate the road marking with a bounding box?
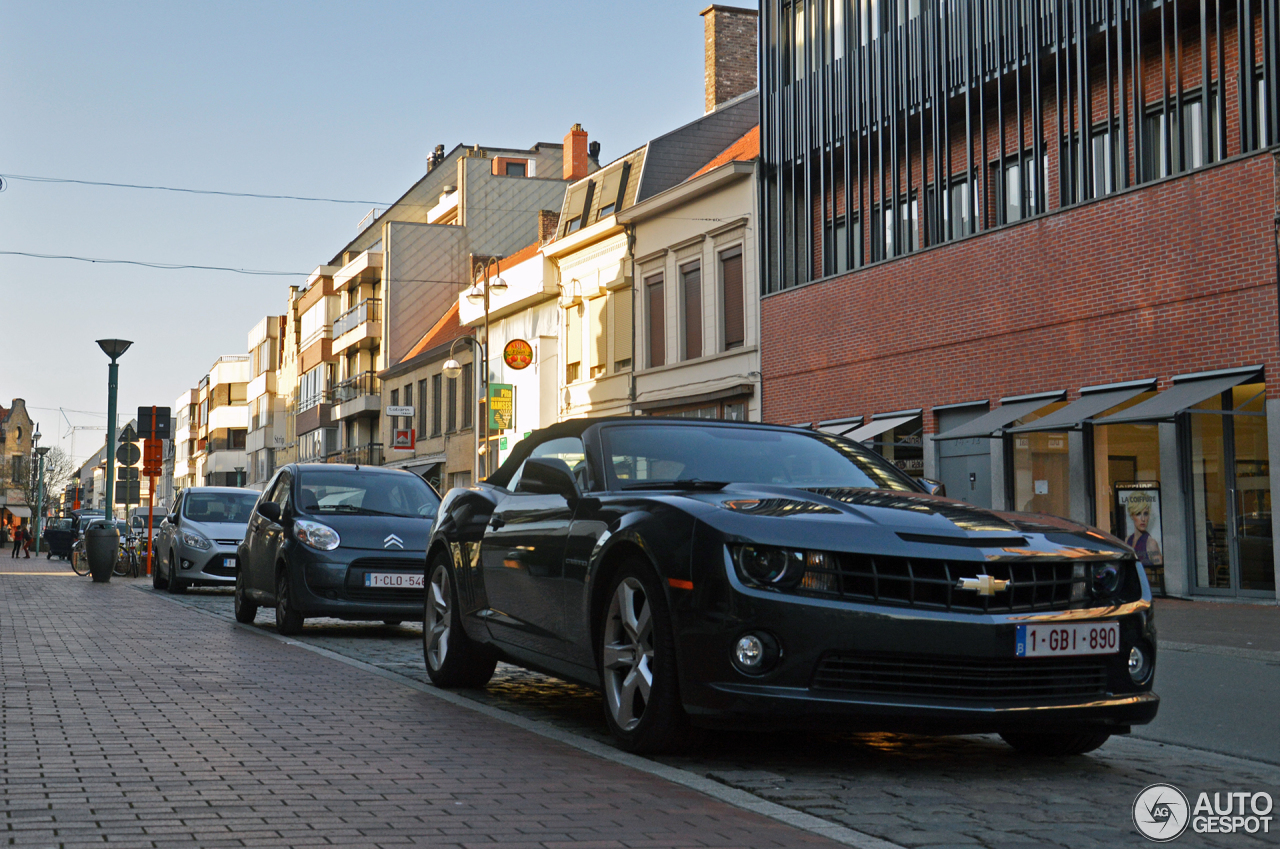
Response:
[0,571,79,576]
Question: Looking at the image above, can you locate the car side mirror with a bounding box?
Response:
[920,479,946,497]
[517,457,580,502]
[257,501,282,523]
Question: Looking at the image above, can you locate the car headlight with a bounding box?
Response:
[294,519,340,551]
[734,545,806,587]
[1091,562,1124,597]
[181,531,211,550]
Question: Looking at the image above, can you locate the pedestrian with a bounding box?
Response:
[12,525,23,558]
[22,525,32,558]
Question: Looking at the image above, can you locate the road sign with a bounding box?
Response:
[114,481,140,504]
[117,467,139,482]
[142,439,163,476]
[386,405,414,417]
[116,443,141,466]
[137,407,171,440]
[118,423,138,444]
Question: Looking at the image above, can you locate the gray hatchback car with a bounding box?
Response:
[154,487,259,593]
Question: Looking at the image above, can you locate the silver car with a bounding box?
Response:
[154,487,259,593]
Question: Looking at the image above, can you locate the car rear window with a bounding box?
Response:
[182,492,260,523]
[296,469,441,518]
[602,424,918,492]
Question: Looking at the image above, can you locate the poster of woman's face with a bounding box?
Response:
[1116,486,1163,569]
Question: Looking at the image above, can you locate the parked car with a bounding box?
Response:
[235,463,440,634]
[423,418,1159,755]
[153,487,259,593]
[42,518,74,560]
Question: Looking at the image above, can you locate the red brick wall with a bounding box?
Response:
[762,150,1280,431]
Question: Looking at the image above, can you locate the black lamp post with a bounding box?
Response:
[96,339,132,518]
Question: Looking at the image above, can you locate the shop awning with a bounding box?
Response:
[1006,383,1154,434]
[6,506,31,519]
[933,395,1063,441]
[1093,370,1260,425]
[842,413,919,443]
[816,417,863,437]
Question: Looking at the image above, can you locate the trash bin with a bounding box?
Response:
[84,526,119,583]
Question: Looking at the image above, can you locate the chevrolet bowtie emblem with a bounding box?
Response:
[957,574,1010,596]
[383,533,404,550]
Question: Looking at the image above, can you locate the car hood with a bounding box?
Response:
[298,512,433,553]
[678,484,1130,560]
[182,521,249,543]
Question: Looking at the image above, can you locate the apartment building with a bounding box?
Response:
[758,0,1280,600]
[193,356,250,487]
[171,389,198,492]
[245,315,286,490]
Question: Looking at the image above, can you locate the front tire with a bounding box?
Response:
[598,560,688,754]
[234,569,258,624]
[166,551,186,594]
[1000,730,1112,756]
[275,565,303,636]
[152,555,169,589]
[423,553,496,688]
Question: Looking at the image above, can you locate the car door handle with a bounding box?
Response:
[489,517,505,530]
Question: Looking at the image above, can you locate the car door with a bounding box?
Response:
[242,472,281,593]
[479,437,586,657]
[160,492,183,573]
[256,470,292,594]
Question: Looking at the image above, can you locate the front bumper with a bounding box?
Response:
[285,544,425,620]
[674,564,1159,734]
[176,543,239,585]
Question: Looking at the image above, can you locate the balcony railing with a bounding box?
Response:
[326,443,384,466]
[299,325,332,351]
[328,371,381,405]
[333,298,382,339]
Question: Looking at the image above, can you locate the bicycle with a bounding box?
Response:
[113,534,142,578]
[70,539,90,576]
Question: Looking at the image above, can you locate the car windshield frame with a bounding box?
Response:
[181,491,260,524]
[599,423,921,494]
[295,467,441,519]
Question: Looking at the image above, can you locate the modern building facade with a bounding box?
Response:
[758,0,1280,599]
[193,356,250,487]
[245,315,286,490]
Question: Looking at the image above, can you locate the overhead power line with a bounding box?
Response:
[0,173,393,206]
[0,250,305,276]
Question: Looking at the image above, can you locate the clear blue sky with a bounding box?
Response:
[1,0,738,463]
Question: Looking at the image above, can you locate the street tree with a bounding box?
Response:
[19,447,76,519]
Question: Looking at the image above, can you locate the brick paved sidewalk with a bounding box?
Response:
[0,574,847,848]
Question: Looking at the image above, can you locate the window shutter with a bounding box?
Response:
[721,249,745,349]
[590,296,607,370]
[682,264,702,360]
[646,275,665,368]
[417,379,428,434]
[431,374,442,435]
[566,306,582,366]
[613,286,633,368]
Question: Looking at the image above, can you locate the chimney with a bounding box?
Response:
[538,210,561,244]
[700,5,759,112]
[564,124,590,182]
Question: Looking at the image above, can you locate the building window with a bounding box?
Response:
[566,304,583,383]
[992,154,1048,225]
[681,261,702,361]
[562,182,595,235]
[871,196,919,261]
[592,162,629,221]
[505,161,526,177]
[590,296,607,379]
[461,363,473,428]
[720,247,745,350]
[446,374,458,432]
[1141,90,1221,182]
[431,374,442,436]
[612,286,633,371]
[389,389,399,431]
[646,273,665,368]
[829,214,861,274]
[417,379,428,435]
[403,383,413,433]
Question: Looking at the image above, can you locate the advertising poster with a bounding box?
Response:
[488,383,514,431]
[1115,482,1164,595]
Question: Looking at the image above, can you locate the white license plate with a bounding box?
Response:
[1016,622,1120,657]
[224,557,236,570]
[363,572,424,589]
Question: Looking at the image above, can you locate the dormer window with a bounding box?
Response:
[562,181,595,235]
[593,162,630,222]
[505,161,527,176]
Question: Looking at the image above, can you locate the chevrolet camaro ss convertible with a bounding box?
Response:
[422,418,1158,754]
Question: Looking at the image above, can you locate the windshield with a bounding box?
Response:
[182,491,260,524]
[602,424,919,492]
[296,468,441,518]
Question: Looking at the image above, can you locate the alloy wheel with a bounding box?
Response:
[602,577,654,731]
[425,565,451,671]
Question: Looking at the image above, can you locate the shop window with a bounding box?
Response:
[867,416,924,478]
[1010,401,1070,516]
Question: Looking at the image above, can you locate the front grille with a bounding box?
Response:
[344,558,424,603]
[204,560,236,577]
[214,539,242,546]
[812,652,1109,702]
[801,555,1086,613]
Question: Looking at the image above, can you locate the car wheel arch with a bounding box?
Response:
[587,538,664,667]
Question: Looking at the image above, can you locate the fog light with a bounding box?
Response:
[182,560,193,570]
[731,631,780,675]
[1128,645,1152,683]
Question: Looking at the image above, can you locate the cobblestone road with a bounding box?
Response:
[146,583,1280,849]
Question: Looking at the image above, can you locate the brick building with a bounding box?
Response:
[758,0,1280,599]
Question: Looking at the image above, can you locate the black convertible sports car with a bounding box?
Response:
[423,417,1158,754]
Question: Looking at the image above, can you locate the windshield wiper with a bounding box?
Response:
[620,479,730,491]
[313,505,396,515]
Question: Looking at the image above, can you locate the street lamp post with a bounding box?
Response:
[31,425,49,554]
[462,257,507,479]
[442,336,486,483]
[96,339,133,519]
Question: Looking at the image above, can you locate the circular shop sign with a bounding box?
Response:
[503,338,534,370]
[1132,784,1190,842]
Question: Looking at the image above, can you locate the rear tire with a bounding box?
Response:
[275,565,304,636]
[234,569,258,624]
[1000,730,1112,756]
[597,558,689,754]
[423,552,496,688]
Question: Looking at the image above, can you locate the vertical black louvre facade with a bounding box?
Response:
[760,0,1280,292]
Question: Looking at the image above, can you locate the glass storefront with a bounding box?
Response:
[867,416,924,478]
[1188,383,1273,595]
[1010,402,1068,516]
